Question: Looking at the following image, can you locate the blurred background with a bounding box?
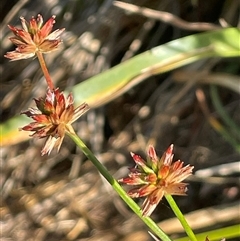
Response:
[1,0,240,240]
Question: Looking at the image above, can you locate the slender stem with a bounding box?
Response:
[67,132,172,241]
[36,51,54,90]
[165,194,197,241]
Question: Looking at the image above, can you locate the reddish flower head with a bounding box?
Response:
[4,14,65,61]
[20,88,89,155]
[119,145,194,216]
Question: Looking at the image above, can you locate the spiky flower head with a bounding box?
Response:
[20,88,89,155]
[119,144,194,216]
[4,14,65,61]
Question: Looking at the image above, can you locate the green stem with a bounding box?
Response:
[165,194,197,241]
[67,131,172,241]
[36,51,54,90]
[210,85,240,142]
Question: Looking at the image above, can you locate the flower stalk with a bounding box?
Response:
[165,194,197,241]
[67,131,172,241]
[36,51,54,89]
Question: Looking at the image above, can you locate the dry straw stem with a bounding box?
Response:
[173,71,240,94]
[114,1,221,31]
